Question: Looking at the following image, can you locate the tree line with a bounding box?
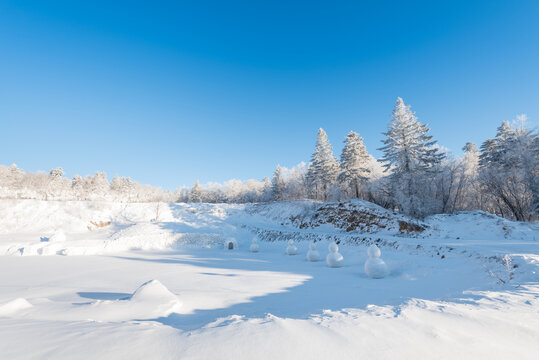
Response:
[0,97,536,221]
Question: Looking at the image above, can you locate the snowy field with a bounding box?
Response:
[0,200,538,359]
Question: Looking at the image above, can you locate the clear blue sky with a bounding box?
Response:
[1,1,537,189]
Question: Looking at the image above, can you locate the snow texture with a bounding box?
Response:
[0,199,538,359]
[326,242,344,268]
[365,245,389,279]
[306,242,321,262]
[250,238,259,253]
[286,240,298,255]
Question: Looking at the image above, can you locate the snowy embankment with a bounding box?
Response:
[0,200,238,255]
[0,199,538,359]
[1,198,536,258]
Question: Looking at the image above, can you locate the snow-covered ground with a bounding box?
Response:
[0,200,537,359]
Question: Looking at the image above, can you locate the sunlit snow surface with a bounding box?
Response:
[0,200,537,359]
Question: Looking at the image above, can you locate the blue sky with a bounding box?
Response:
[0,1,537,189]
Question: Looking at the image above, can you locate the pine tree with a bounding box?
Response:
[271,165,286,201]
[306,128,340,200]
[338,131,371,198]
[378,97,445,217]
[262,176,272,202]
[190,180,202,203]
[47,167,66,199]
[72,175,85,200]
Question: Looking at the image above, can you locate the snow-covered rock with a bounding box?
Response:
[365,244,389,279]
[286,240,297,255]
[326,242,343,268]
[250,238,259,253]
[306,242,320,262]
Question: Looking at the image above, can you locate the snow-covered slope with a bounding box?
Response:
[0,199,536,257]
[0,199,537,359]
[245,199,427,235]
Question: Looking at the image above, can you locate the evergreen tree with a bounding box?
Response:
[271,165,286,201]
[190,180,202,203]
[71,175,85,200]
[47,167,66,199]
[306,128,340,200]
[262,176,272,202]
[378,97,445,217]
[338,131,371,198]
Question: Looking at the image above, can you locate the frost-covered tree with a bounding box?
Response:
[449,142,482,212]
[479,117,538,221]
[283,162,308,200]
[86,171,109,200]
[0,164,24,197]
[378,97,445,217]
[306,128,340,200]
[110,175,136,202]
[47,167,66,199]
[190,180,202,203]
[271,165,286,201]
[72,175,85,200]
[262,176,272,202]
[338,131,371,199]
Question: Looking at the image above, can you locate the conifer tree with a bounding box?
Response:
[306,128,340,200]
[271,165,286,201]
[338,131,371,198]
[190,180,202,203]
[378,97,444,217]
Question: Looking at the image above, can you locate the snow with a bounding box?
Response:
[365,245,389,279]
[326,242,344,268]
[0,199,538,359]
[306,242,321,262]
[48,229,66,242]
[250,237,259,252]
[286,240,298,255]
[0,298,32,317]
[224,237,238,250]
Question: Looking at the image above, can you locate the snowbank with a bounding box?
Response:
[0,298,32,317]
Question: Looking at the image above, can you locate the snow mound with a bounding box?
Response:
[77,280,182,322]
[0,298,32,317]
[48,229,66,242]
[130,280,179,303]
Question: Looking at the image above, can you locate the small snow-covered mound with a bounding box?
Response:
[130,279,179,304]
[48,229,66,242]
[0,298,32,317]
[67,280,183,322]
[84,279,182,321]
